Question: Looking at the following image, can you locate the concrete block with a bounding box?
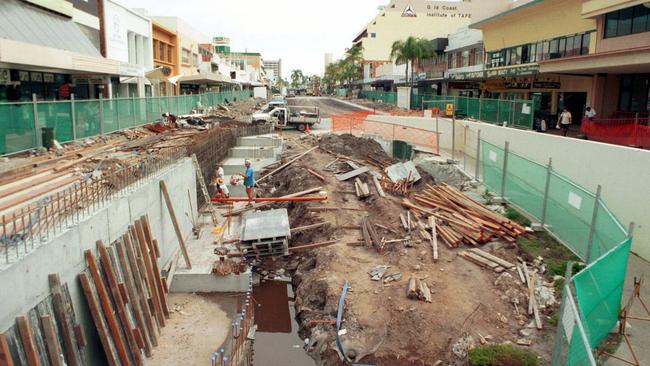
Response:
[241,208,290,241]
[171,269,250,293]
[229,146,280,159]
[237,135,281,147]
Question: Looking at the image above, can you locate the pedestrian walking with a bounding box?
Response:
[240,160,255,207]
[585,106,596,121]
[558,107,572,136]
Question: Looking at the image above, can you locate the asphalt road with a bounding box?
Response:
[287,96,367,117]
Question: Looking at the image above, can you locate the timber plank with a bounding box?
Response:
[39,315,63,366]
[48,274,81,366]
[16,316,40,366]
[0,335,13,366]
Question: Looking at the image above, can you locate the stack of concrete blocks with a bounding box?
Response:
[240,208,290,259]
[222,134,284,197]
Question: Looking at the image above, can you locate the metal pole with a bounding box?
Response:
[478,96,483,120]
[451,115,456,161]
[540,158,553,227]
[71,93,77,141]
[99,94,105,135]
[628,222,635,239]
[474,130,481,181]
[463,126,467,171]
[435,116,440,155]
[115,96,121,131]
[585,185,602,263]
[32,93,41,148]
[132,96,137,127]
[567,287,598,365]
[500,141,510,199]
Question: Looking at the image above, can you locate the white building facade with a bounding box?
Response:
[103,1,153,98]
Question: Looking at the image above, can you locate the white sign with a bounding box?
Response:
[489,150,497,162]
[568,192,582,210]
[521,103,531,115]
[562,296,576,340]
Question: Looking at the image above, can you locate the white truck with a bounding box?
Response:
[251,103,320,131]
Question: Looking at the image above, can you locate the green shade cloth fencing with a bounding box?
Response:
[573,238,632,348]
[359,90,397,105]
[0,90,252,155]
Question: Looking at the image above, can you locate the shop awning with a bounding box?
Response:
[539,46,650,75]
[146,67,170,81]
[119,76,151,85]
[177,73,234,85]
[0,0,101,57]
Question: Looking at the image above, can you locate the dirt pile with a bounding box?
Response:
[319,134,395,162]
[212,98,267,122]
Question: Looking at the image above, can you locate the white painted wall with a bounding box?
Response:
[0,158,196,363]
[104,0,153,73]
[366,114,649,260]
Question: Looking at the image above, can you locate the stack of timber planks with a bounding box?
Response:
[79,215,169,365]
[402,183,526,248]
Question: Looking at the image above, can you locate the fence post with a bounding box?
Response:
[32,93,41,148]
[435,116,440,155]
[116,97,121,131]
[540,158,553,227]
[474,130,481,181]
[99,94,105,135]
[511,100,515,127]
[567,287,598,365]
[478,97,483,121]
[71,93,77,141]
[585,185,602,263]
[451,115,456,161]
[628,222,635,239]
[131,96,137,126]
[462,126,467,171]
[500,141,510,199]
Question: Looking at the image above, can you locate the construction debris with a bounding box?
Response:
[407,276,432,303]
[403,183,526,247]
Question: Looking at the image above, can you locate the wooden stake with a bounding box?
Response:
[307,169,326,181]
[48,274,81,366]
[123,234,158,345]
[40,315,63,366]
[85,250,133,366]
[429,216,438,262]
[16,316,40,366]
[134,222,165,328]
[78,272,119,366]
[0,335,14,366]
[159,180,191,268]
[96,241,144,366]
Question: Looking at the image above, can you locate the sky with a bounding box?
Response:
[120,0,387,77]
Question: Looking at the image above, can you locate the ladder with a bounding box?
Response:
[191,154,219,226]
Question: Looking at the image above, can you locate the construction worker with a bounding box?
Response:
[239,159,255,207]
[211,164,229,198]
[162,112,177,128]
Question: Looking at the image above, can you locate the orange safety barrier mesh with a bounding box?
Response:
[331,112,438,153]
[581,118,650,148]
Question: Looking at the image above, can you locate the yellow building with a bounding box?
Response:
[353,0,513,62]
[539,0,650,119]
[471,0,598,121]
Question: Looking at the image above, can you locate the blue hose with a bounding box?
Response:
[336,281,350,363]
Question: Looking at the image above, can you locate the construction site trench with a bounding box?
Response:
[242,128,563,366]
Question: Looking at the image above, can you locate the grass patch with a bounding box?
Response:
[469,344,539,366]
[517,231,582,277]
[505,207,532,227]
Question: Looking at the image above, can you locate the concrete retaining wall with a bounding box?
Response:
[0,158,197,364]
[366,114,650,260]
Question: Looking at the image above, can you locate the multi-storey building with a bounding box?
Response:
[471,0,597,122]
[353,0,514,85]
[263,59,282,84]
[0,0,115,101]
[539,0,650,119]
[151,21,179,96]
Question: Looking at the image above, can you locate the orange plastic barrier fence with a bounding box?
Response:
[581,118,650,148]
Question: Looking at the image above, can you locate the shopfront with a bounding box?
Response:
[0,69,77,102]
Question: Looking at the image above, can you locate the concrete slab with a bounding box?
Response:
[237,135,283,147]
[170,222,249,293]
[240,208,290,241]
[221,157,277,175]
[230,146,281,159]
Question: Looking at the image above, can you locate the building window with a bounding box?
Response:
[159,42,165,61]
[618,74,650,112]
[182,48,191,65]
[192,53,199,66]
[469,48,476,66]
[168,46,173,64]
[370,33,376,38]
[605,5,650,38]
[461,50,469,67]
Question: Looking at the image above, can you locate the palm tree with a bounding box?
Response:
[390,37,434,87]
[341,43,364,88]
[290,69,304,89]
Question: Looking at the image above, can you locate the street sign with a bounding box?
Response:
[446,103,454,116]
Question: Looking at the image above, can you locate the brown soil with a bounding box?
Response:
[148,293,238,365]
[255,135,552,366]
